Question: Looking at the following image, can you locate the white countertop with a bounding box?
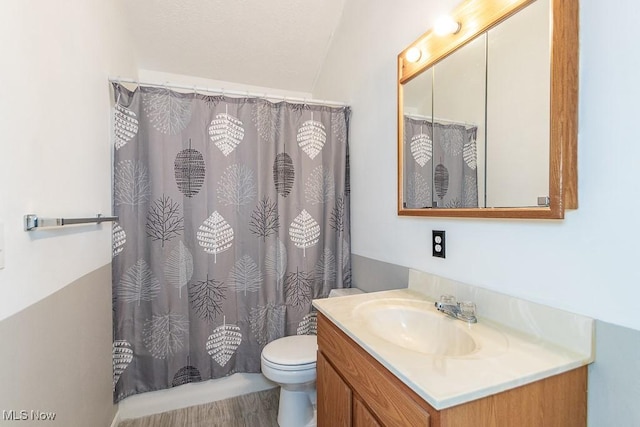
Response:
[313,287,594,410]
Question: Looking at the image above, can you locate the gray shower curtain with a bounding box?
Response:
[403,116,478,208]
[111,83,351,402]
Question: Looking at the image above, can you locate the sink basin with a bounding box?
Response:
[354,299,477,357]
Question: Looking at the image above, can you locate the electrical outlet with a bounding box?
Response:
[432,230,445,258]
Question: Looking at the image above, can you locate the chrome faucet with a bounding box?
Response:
[434,295,477,323]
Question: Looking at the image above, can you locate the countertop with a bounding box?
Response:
[313,287,594,410]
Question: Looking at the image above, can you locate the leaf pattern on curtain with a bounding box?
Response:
[297,116,326,159]
[463,137,477,170]
[217,164,257,209]
[265,239,287,291]
[112,222,126,258]
[465,175,479,207]
[341,238,353,288]
[164,241,194,299]
[227,255,263,295]
[252,100,280,141]
[439,126,465,156]
[142,88,193,135]
[114,160,151,206]
[117,259,161,305]
[297,312,317,335]
[114,103,138,150]
[172,360,202,387]
[284,268,313,308]
[112,340,133,391]
[189,275,226,323]
[406,171,431,208]
[332,114,347,145]
[434,164,450,200]
[330,195,346,233]
[197,211,234,263]
[142,313,189,359]
[249,197,279,241]
[289,209,320,257]
[273,153,295,197]
[411,133,432,167]
[404,118,478,209]
[174,145,206,198]
[345,149,351,196]
[314,248,337,297]
[206,317,242,367]
[249,303,285,346]
[208,108,245,156]
[112,83,351,402]
[146,195,184,247]
[305,165,335,205]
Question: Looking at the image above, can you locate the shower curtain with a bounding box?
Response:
[403,116,478,208]
[111,83,351,402]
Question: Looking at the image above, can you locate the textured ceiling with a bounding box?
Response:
[119,0,346,93]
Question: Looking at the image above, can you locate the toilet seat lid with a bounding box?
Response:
[262,335,317,366]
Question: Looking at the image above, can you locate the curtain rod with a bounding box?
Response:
[405,113,475,128]
[108,76,347,108]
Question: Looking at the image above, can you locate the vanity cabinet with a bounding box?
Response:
[317,313,587,427]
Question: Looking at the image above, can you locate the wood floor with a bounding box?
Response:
[118,388,280,427]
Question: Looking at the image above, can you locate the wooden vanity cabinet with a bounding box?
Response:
[317,313,588,427]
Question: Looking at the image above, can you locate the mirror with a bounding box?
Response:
[397,0,578,219]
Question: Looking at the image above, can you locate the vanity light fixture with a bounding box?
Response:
[434,15,461,36]
[405,47,423,63]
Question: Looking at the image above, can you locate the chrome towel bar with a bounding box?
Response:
[24,214,118,231]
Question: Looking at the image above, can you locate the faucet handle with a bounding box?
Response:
[458,301,477,321]
[439,294,457,304]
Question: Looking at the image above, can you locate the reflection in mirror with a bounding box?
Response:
[402,67,433,208]
[397,0,577,218]
[432,35,486,208]
[402,35,486,209]
[486,0,549,207]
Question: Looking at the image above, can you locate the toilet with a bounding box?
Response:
[261,288,363,427]
[261,335,318,427]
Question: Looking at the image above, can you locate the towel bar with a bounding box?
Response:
[24,214,118,231]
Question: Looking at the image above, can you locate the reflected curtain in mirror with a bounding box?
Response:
[403,116,478,209]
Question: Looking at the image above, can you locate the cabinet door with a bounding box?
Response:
[317,351,351,426]
[353,395,381,427]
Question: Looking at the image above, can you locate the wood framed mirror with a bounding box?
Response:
[397,0,578,219]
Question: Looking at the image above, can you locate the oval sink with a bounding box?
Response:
[354,299,477,357]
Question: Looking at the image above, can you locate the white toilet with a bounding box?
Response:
[261,334,318,427]
[261,289,362,427]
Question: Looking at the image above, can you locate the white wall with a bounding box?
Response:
[136,69,313,101]
[0,0,136,320]
[314,0,640,332]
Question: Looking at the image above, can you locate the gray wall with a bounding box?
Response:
[352,255,640,427]
[0,264,116,427]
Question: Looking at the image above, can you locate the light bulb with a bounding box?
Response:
[434,15,461,36]
[405,47,422,63]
